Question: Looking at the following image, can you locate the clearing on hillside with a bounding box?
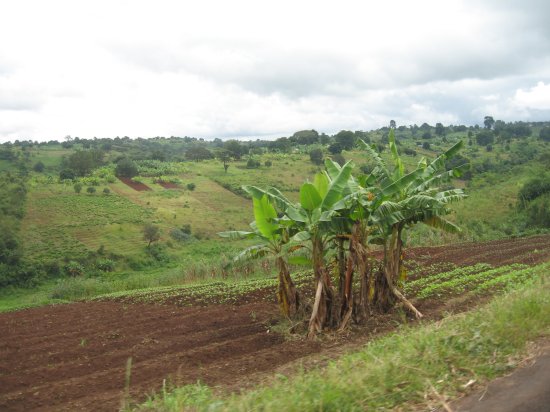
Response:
[1,235,549,411]
[118,177,152,191]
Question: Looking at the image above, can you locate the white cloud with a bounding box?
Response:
[513,82,550,110]
[0,0,549,141]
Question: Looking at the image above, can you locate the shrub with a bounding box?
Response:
[73,183,83,194]
[102,187,110,195]
[86,186,96,194]
[115,158,139,178]
[265,160,272,167]
[246,158,261,169]
[95,258,115,272]
[187,182,196,191]
[170,228,194,242]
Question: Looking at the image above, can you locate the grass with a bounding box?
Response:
[132,262,550,411]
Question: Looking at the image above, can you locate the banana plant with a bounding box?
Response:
[219,193,300,318]
[358,130,467,317]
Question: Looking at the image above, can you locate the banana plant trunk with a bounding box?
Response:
[307,236,334,339]
[383,224,423,318]
[276,257,300,318]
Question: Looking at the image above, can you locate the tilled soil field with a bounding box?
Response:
[1,235,549,411]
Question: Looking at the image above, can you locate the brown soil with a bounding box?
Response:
[118,177,152,191]
[156,181,180,189]
[1,235,549,411]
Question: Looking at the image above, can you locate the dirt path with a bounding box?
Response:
[452,340,550,412]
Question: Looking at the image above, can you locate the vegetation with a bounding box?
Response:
[134,263,550,411]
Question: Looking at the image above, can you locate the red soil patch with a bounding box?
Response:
[156,181,180,189]
[1,235,548,411]
[118,177,152,191]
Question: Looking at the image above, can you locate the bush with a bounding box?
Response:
[59,169,76,180]
[33,161,45,173]
[86,186,96,194]
[73,183,83,194]
[115,158,139,178]
[265,160,272,167]
[309,148,324,165]
[65,261,84,277]
[102,187,110,195]
[246,158,261,169]
[95,258,115,272]
[187,182,196,191]
[170,228,194,243]
[145,243,169,262]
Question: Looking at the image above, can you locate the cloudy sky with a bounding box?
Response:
[1,0,550,142]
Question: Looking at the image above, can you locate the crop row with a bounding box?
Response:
[404,263,492,294]
[92,270,312,306]
[473,263,548,294]
[415,263,529,299]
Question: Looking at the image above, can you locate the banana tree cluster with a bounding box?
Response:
[220,131,467,338]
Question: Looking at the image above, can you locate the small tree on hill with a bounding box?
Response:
[143,223,161,247]
[309,148,323,165]
[86,186,96,194]
[115,158,138,178]
[73,183,83,194]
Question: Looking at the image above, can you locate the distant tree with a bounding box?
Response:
[86,186,96,194]
[33,161,45,173]
[186,182,196,191]
[435,123,445,136]
[484,116,495,129]
[328,142,343,154]
[422,131,432,140]
[115,158,138,178]
[73,183,83,194]
[422,141,431,150]
[218,150,231,173]
[309,148,324,165]
[185,146,214,161]
[65,149,104,176]
[292,130,319,145]
[476,130,495,146]
[319,133,331,145]
[389,119,396,129]
[246,158,261,169]
[223,140,244,159]
[102,187,110,195]
[59,169,76,180]
[334,130,355,150]
[143,223,161,247]
[540,127,550,142]
[330,153,346,166]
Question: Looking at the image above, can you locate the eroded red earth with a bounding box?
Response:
[1,235,549,411]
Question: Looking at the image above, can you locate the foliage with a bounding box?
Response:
[309,148,323,165]
[115,158,139,178]
[73,183,83,194]
[86,186,96,194]
[143,223,161,247]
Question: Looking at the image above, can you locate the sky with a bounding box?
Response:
[1,0,550,143]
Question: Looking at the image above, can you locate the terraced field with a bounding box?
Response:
[1,235,549,411]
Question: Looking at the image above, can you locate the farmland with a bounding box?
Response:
[0,236,549,411]
[0,122,549,411]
